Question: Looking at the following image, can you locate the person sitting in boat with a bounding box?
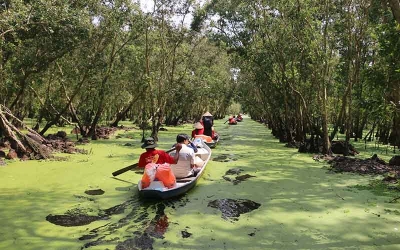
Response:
[173,134,198,153]
[170,134,203,179]
[201,111,214,137]
[138,137,181,168]
[236,113,243,121]
[228,115,237,124]
[139,137,182,189]
[191,122,204,140]
[211,126,219,140]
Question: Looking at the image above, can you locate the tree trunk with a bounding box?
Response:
[39,70,89,135]
[0,110,27,153]
[364,120,376,141]
[10,76,28,112]
[388,0,400,24]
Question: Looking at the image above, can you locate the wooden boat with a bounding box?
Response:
[137,138,212,199]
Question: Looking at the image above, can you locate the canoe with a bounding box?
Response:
[137,138,212,199]
[194,134,219,148]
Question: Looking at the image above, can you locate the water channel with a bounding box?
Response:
[1,117,399,249]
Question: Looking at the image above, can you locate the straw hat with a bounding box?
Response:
[202,111,212,117]
[193,122,204,129]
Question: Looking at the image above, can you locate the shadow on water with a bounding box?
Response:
[207,199,261,221]
[181,228,192,238]
[212,154,238,162]
[46,196,131,227]
[84,189,105,195]
[46,192,190,249]
[222,168,257,185]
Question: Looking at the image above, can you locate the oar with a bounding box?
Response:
[112,147,176,177]
[111,176,134,184]
[223,119,229,124]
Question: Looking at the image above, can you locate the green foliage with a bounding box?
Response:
[196,0,400,147]
[226,102,241,115]
[2,0,399,144]
[1,0,92,105]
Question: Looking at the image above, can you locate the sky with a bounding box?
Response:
[138,0,154,12]
[138,0,206,12]
[138,0,206,27]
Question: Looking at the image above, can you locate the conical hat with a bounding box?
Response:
[193,122,204,129]
[203,111,212,117]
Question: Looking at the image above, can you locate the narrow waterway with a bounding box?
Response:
[0,117,399,250]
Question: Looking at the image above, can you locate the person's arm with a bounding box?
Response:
[164,144,182,164]
[138,153,146,168]
[189,151,195,168]
[172,143,182,163]
[189,141,198,153]
[191,130,195,140]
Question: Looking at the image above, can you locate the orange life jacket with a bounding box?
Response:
[194,134,213,142]
[141,163,176,189]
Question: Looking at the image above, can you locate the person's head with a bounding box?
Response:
[193,122,204,130]
[141,137,158,149]
[176,134,190,144]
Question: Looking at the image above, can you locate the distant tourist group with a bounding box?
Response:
[225,113,243,125]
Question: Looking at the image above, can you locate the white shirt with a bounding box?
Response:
[170,144,195,178]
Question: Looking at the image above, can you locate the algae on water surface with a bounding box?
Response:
[0,118,399,250]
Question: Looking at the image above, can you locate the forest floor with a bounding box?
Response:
[0,117,399,250]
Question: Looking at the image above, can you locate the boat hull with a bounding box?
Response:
[138,172,203,199]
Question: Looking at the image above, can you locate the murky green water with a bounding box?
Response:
[1,118,400,250]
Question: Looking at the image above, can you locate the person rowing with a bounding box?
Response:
[228,115,237,125]
[138,137,181,168]
[139,137,182,189]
